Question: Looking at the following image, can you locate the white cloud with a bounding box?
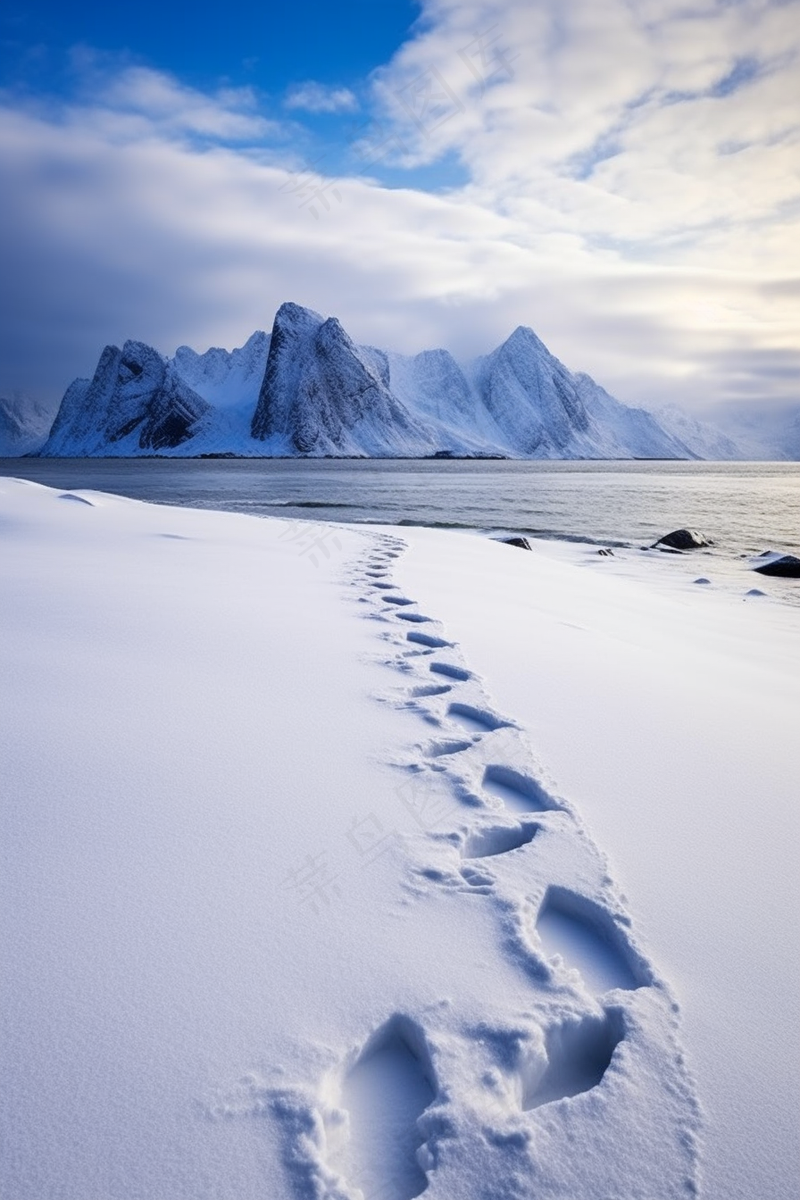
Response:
[1,7,798,419]
[284,81,359,114]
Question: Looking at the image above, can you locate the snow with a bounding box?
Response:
[0,392,57,456]
[397,530,800,1200]
[2,477,797,1199]
[36,304,705,460]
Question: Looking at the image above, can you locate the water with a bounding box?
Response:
[3,458,798,597]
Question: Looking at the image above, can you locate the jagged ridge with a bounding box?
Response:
[37,303,713,459]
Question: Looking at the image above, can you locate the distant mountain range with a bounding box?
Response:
[2,303,797,459]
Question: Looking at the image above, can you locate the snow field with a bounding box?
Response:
[394,528,800,1200]
[5,478,792,1199]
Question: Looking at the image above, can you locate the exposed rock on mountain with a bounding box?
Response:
[30,303,743,459]
[251,303,432,454]
[41,342,213,456]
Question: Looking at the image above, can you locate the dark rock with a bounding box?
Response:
[597,548,614,557]
[251,303,427,453]
[498,536,532,550]
[653,529,711,551]
[753,554,800,578]
[41,341,211,455]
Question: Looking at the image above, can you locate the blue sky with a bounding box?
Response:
[0,0,419,93]
[1,0,798,415]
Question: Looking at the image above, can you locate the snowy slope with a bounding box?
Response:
[397,529,800,1200]
[386,347,509,455]
[250,302,438,455]
[707,401,800,460]
[0,393,56,456]
[37,304,711,459]
[651,404,746,460]
[40,341,216,456]
[0,478,706,1200]
[172,330,270,410]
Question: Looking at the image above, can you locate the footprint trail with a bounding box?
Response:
[253,530,701,1199]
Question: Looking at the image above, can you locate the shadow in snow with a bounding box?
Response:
[58,492,96,505]
[342,1016,434,1200]
[406,631,451,649]
[536,886,640,993]
[463,821,539,860]
[447,703,509,733]
[429,662,471,682]
[482,765,553,813]
[522,1009,624,1110]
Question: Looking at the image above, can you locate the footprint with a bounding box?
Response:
[462,821,539,860]
[521,1009,624,1110]
[409,684,452,698]
[396,613,433,624]
[447,703,509,733]
[536,886,641,992]
[371,581,395,590]
[341,1016,434,1200]
[406,632,452,650]
[429,662,471,682]
[384,596,416,606]
[482,765,553,813]
[427,739,473,758]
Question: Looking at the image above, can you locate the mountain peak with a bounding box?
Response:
[31,303,741,460]
[274,301,325,332]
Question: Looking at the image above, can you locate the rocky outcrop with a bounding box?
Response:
[653,529,712,551]
[33,303,716,460]
[753,554,800,578]
[250,303,432,455]
[40,341,212,456]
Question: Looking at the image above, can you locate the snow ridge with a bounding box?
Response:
[37,303,713,460]
[42,341,214,456]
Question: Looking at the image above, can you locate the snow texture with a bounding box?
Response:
[0,392,57,456]
[0,478,724,1200]
[650,404,746,461]
[30,302,740,460]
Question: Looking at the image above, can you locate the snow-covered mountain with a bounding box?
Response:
[0,393,56,456]
[32,303,750,459]
[704,401,800,461]
[250,303,437,455]
[650,403,746,461]
[473,326,693,459]
[41,341,220,457]
[172,331,270,412]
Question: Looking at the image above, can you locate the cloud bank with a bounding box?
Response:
[1,0,798,416]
